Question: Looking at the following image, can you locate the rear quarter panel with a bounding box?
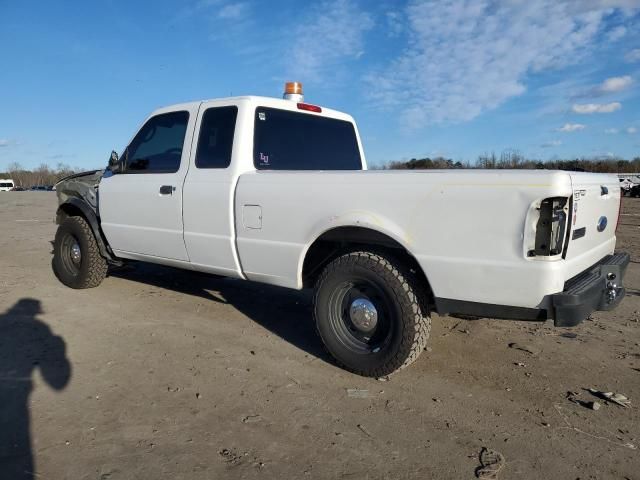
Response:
[234,170,574,308]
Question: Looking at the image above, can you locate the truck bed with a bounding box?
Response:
[234,169,620,311]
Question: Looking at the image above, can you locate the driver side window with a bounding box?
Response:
[124,111,189,173]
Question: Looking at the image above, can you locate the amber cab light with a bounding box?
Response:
[285,82,303,95]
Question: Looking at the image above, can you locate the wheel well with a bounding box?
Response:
[302,227,432,300]
[56,201,118,262]
[56,203,85,224]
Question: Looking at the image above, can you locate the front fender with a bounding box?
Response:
[57,198,113,260]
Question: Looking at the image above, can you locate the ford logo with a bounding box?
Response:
[597,216,608,232]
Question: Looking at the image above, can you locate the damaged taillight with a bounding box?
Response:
[531,197,569,256]
[616,190,622,233]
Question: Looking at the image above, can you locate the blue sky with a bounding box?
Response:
[1,0,640,170]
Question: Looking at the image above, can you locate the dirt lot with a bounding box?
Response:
[1,191,639,479]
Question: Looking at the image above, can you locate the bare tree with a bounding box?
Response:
[7,162,26,187]
[2,162,83,188]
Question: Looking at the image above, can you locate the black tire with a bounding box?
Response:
[313,251,431,377]
[53,216,108,289]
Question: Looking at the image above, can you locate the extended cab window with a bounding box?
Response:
[195,106,238,169]
[253,107,361,170]
[124,111,189,173]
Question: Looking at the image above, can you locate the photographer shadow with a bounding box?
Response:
[0,299,71,480]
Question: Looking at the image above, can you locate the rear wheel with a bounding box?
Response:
[313,251,430,377]
[53,216,108,289]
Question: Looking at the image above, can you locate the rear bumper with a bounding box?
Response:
[434,252,630,327]
[551,252,630,327]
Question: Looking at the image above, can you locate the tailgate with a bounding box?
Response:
[565,172,620,260]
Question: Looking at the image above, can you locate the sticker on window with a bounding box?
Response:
[258,112,266,121]
[259,152,270,166]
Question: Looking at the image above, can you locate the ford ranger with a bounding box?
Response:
[53,83,629,377]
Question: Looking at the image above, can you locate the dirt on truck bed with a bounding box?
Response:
[1,191,639,479]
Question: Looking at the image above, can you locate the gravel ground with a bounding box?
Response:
[1,191,639,479]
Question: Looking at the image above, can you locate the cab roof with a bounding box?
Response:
[150,95,354,124]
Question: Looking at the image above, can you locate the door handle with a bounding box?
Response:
[159,185,175,195]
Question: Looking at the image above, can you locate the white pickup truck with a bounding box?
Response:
[54,83,629,377]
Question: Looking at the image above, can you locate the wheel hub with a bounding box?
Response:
[349,298,378,333]
[70,242,82,264]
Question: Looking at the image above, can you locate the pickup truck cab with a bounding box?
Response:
[53,83,629,377]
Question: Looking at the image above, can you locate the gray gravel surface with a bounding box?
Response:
[1,191,639,479]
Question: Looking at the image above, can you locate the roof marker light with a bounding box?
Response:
[297,102,322,113]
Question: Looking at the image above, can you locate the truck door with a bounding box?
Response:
[99,106,199,261]
[182,102,244,277]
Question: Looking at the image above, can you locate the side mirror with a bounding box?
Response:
[108,150,121,173]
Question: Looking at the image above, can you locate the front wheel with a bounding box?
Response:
[53,216,108,289]
[313,251,431,377]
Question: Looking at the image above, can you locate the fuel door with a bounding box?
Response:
[243,204,262,229]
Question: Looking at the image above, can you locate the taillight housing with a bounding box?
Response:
[616,190,622,232]
[529,197,569,257]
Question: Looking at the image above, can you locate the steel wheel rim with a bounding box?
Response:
[60,234,81,276]
[327,278,393,354]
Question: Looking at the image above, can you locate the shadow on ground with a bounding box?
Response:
[109,263,330,363]
[0,299,71,480]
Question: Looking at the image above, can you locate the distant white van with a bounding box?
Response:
[0,179,15,191]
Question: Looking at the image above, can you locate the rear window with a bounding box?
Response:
[253,107,362,170]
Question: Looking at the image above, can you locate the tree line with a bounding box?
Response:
[3,151,640,184]
[385,150,640,173]
[0,162,82,187]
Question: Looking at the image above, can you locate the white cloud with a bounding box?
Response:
[172,0,224,23]
[572,102,622,113]
[218,2,248,19]
[385,11,404,37]
[0,139,9,147]
[626,48,640,62]
[573,75,633,98]
[367,0,637,127]
[569,1,640,9]
[289,0,374,83]
[197,0,224,7]
[628,126,638,134]
[557,123,586,132]
[541,140,562,147]
[599,75,633,93]
[605,128,619,133]
[607,25,627,41]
